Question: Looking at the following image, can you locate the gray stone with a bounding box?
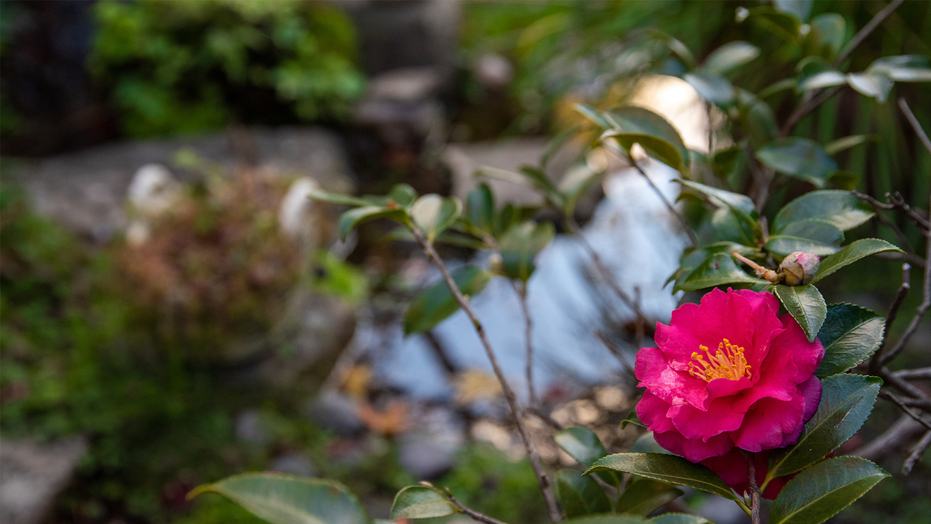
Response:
[235,410,270,446]
[0,437,88,524]
[397,407,464,479]
[305,391,365,436]
[15,127,355,239]
[268,452,316,477]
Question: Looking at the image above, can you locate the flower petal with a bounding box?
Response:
[636,390,675,433]
[669,397,745,441]
[654,428,734,463]
[733,395,805,452]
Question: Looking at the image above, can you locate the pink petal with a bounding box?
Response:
[636,346,709,409]
[798,375,823,422]
[734,395,805,452]
[668,397,745,440]
[654,428,734,463]
[636,390,675,433]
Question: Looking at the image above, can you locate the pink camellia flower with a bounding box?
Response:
[635,288,824,465]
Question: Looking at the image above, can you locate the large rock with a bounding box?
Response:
[14,127,356,241]
[0,437,88,524]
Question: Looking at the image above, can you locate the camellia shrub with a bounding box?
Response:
[188,2,930,524]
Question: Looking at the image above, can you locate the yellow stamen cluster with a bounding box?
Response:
[689,338,751,382]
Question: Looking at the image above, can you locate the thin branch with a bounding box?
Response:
[889,192,931,231]
[779,86,843,138]
[443,487,510,524]
[870,263,910,373]
[879,367,931,408]
[511,280,537,407]
[594,330,637,378]
[746,453,761,524]
[851,414,925,462]
[835,0,907,66]
[566,218,649,326]
[898,98,931,154]
[880,391,931,432]
[880,215,931,366]
[410,226,563,522]
[903,430,931,476]
[893,367,931,380]
[629,157,699,248]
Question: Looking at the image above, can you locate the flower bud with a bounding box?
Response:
[779,252,820,286]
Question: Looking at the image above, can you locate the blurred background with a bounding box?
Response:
[1,1,929,523]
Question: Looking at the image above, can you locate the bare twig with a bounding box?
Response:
[893,367,931,381]
[889,192,931,230]
[442,487,510,524]
[835,0,907,66]
[880,215,931,366]
[898,98,931,155]
[780,86,843,138]
[629,157,699,248]
[594,330,636,378]
[903,430,931,476]
[879,367,931,408]
[870,263,910,373]
[511,280,537,407]
[851,414,925,462]
[410,227,563,522]
[746,453,761,524]
[566,218,650,326]
[880,391,931,432]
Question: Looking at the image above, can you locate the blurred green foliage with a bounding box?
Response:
[89,0,365,138]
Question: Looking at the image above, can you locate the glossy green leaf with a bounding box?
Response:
[702,41,760,75]
[774,0,812,21]
[711,145,745,180]
[616,479,683,516]
[465,183,495,234]
[677,180,756,216]
[621,410,646,430]
[390,485,457,519]
[824,135,872,155]
[773,190,874,232]
[498,221,554,282]
[554,427,610,468]
[587,453,737,501]
[411,194,462,243]
[812,238,903,283]
[388,184,418,208]
[188,474,369,524]
[711,207,757,245]
[564,516,650,524]
[647,29,696,69]
[816,304,884,378]
[604,107,690,174]
[310,189,370,207]
[846,72,894,102]
[756,138,837,187]
[809,13,846,59]
[576,103,612,129]
[403,266,491,334]
[677,252,768,292]
[774,284,826,341]
[742,6,802,41]
[649,514,713,524]
[798,69,847,91]
[602,131,684,174]
[770,457,888,524]
[765,219,843,257]
[735,88,778,147]
[684,71,735,105]
[827,171,859,190]
[866,55,931,82]
[559,166,608,216]
[557,469,613,518]
[768,374,881,479]
[338,206,408,240]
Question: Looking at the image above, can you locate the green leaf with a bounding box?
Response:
[559,166,607,216]
[677,252,768,292]
[711,207,757,245]
[816,304,884,378]
[310,189,370,207]
[464,183,495,234]
[388,184,418,208]
[827,171,859,190]
[702,41,760,75]
[770,457,888,524]
[812,238,903,283]
[587,453,737,501]
[554,427,610,468]
[765,219,843,257]
[773,190,874,232]
[684,71,735,105]
[497,221,555,282]
[773,0,812,21]
[756,138,838,188]
[798,70,847,91]
[742,6,802,41]
[735,88,778,147]
[809,13,846,59]
[603,107,690,175]
[616,479,684,517]
[188,474,370,524]
[575,103,612,129]
[649,514,713,524]
[774,284,826,341]
[556,469,613,518]
[403,266,492,334]
[711,145,745,180]
[338,206,408,240]
[846,72,894,102]
[677,180,756,216]
[866,55,931,82]
[411,194,462,243]
[390,485,458,519]
[768,374,882,479]
[518,166,565,208]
